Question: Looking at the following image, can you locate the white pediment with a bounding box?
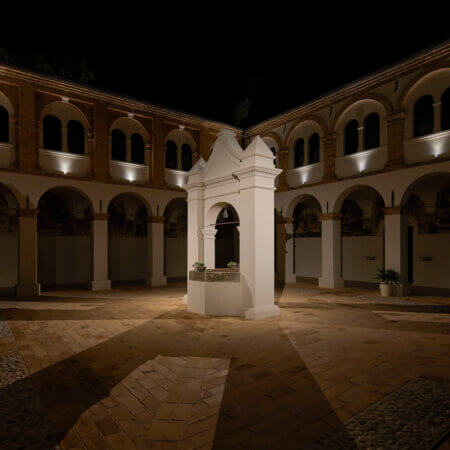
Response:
[204,130,243,182]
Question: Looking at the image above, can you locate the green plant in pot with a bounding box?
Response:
[375,268,400,297]
[227,261,237,269]
[193,262,206,272]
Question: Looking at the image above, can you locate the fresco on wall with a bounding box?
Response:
[38,192,91,236]
[341,198,383,236]
[293,204,321,237]
[0,195,17,234]
[108,199,147,237]
[165,207,187,238]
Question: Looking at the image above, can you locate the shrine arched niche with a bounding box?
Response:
[401,172,450,290]
[338,186,385,286]
[215,204,240,269]
[37,186,93,289]
[164,198,187,281]
[291,195,322,282]
[108,193,149,284]
[0,183,18,294]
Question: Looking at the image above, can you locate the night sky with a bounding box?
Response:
[1,8,448,127]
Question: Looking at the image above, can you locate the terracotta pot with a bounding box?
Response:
[379,283,392,297]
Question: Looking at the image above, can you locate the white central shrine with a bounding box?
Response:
[184,130,281,319]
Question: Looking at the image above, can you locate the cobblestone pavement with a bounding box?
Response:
[0,283,448,449]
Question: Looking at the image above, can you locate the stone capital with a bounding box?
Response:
[18,208,39,218]
[93,212,108,221]
[385,112,405,126]
[383,206,406,215]
[202,227,218,239]
[149,216,165,223]
[321,212,341,221]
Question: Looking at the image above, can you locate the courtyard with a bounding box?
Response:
[0,283,448,449]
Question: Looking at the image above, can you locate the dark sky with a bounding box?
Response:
[1,7,449,127]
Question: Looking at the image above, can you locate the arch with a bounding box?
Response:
[107,191,152,217]
[308,133,320,164]
[110,116,149,141]
[364,112,380,150]
[67,120,85,154]
[441,87,450,131]
[285,115,329,147]
[261,131,283,150]
[130,133,145,164]
[400,172,450,208]
[111,129,126,161]
[206,200,241,231]
[413,95,434,137]
[214,204,240,268]
[42,115,62,151]
[286,193,323,218]
[165,140,177,169]
[332,93,393,131]
[0,105,9,143]
[181,143,193,171]
[40,101,90,129]
[294,138,304,167]
[37,185,94,215]
[344,119,358,155]
[333,184,386,214]
[399,65,450,111]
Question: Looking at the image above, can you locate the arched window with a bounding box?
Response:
[294,138,304,167]
[441,88,450,131]
[363,113,380,150]
[344,120,358,155]
[414,95,434,137]
[131,133,145,164]
[181,143,193,171]
[67,120,85,154]
[111,129,126,161]
[165,140,177,169]
[0,105,9,143]
[308,133,320,164]
[270,147,276,166]
[43,115,62,151]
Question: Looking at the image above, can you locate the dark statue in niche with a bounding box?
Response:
[108,199,147,237]
[38,192,91,236]
[0,194,17,234]
[293,204,321,237]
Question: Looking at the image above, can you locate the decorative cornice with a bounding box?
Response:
[321,213,341,221]
[18,208,39,218]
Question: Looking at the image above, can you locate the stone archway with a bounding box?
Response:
[215,204,240,269]
[37,187,93,289]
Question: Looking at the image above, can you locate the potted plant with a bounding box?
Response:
[227,261,237,269]
[375,268,400,297]
[193,262,206,272]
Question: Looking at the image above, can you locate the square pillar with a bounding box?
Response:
[16,208,40,297]
[147,216,167,286]
[319,213,344,288]
[91,213,111,290]
[202,227,217,269]
[384,207,408,292]
[284,219,296,283]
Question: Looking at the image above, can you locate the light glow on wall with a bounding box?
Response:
[357,156,368,174]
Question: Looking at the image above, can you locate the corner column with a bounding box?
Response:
[319,213,344,288]
[277,147,289,191]
[202,227,217,269]
[284,218,296,283]
[16,208,40,297]
[91,213,111,290]
[384,207,408,291]
[148,216,167,286]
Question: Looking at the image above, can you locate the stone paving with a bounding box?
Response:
[0,282,448,449]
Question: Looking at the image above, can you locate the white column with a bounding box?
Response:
[285,221,296,283]
[433,102,442,133]
[91,214,111,290]
[319,213,344,288]
[202,227,217,269]
[384,207,408,291]
[148,216,167,286]
[16,209,40,297]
